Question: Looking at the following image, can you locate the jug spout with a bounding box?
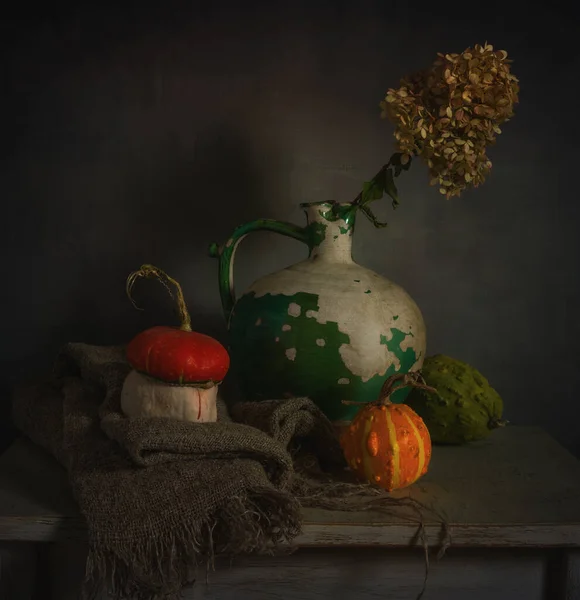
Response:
[301,201,356,263]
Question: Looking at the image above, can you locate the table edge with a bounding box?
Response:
[2,515,580,548]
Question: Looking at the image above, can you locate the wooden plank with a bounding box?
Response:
[43,543,547,600]
[545,549,580,600]
[564,550,580,600]
[0,542,38,600]
[0,440,86,543]
[298,523,580,549]
[0,427,579,547]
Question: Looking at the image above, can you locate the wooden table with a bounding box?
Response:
[1,426,579,600]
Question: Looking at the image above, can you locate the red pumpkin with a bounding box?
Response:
[127,326,229,385]
[340,373,435,492]
[121,264,229,423]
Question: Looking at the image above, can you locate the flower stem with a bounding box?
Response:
[352,163,390,207]
[351,152,412,211]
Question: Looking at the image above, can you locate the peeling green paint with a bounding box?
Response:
[229,292,418,421]
[311,202,356,233]
[208,203,356,321]
[210,200,425,423]
[380,328,416,370]
[208,218,312,322]
[305,221,327,248]
[304,201,358,255]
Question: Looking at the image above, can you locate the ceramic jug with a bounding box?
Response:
[209,200,426,426]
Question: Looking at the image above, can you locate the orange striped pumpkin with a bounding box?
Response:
[340,373,435,492]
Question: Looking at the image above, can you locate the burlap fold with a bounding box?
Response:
[12,342,449,600]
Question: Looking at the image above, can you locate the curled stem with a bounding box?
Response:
[342,371,436,407]
[377,372,436,405]
[126,264,192,332]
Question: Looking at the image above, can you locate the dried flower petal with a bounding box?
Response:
[380,42,519,197]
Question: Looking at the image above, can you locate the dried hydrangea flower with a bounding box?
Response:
[379,43,519,198]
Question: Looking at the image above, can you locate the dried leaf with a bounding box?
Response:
[359,204,390,228]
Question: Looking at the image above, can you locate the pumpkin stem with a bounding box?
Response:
[378,372,437,405]
[126,264,192,332]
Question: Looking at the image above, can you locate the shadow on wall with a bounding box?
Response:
[1,112,275,447]
[0,9,310,448]
[80,119,276,344]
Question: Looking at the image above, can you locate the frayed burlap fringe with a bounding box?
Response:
[12,343,449,600]
[83,490,301,600]
[293,476,451,600]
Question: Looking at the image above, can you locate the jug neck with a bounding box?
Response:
[302,201,356,264]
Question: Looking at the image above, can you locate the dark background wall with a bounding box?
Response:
[1,1,579,455]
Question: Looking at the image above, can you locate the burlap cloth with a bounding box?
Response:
[12,343,449,600]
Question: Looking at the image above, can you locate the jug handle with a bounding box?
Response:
[208,219,311,325]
